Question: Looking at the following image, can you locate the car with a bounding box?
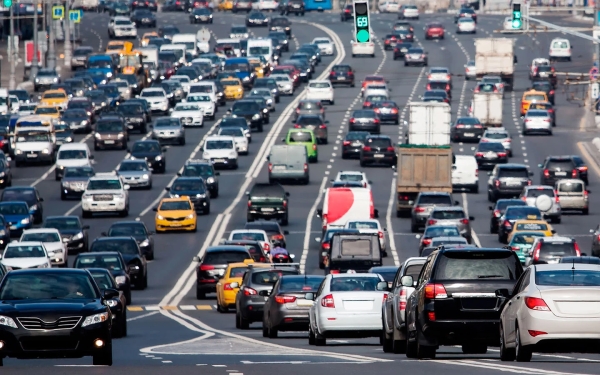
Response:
[360,135,396,167]
[451,117,484,143]
[190,7,213,23]
[294,100,325,121]
[455,7,477,22]
[538,155,582,186]
[312,37,334,55]
[340,3,353,21]
[54,143,93,181]
[480,128,512,156]
[344,219,387,254]
[139,87,170,115]
[108,16,137,39]
[457,17,476,33]
[363,83,390,99]
[393,42,412,60]
[520,89,548,116]
[555,179,588,214]
[519,185,562,223]
[131,9,156,27]
[59,166,95,200]
[293,115,328,144]
[81,173,130,218]
[217,127,248,155]
[349,109,380,134]
[507,231,547,264]
[89,236,148,289]
[523,109,553,135]
[94,116,128,151]
[528,236,581,266]
[165,177,211,214]
[216,261,263,312]
[88,268,128,337]
[230,25,248,39]
[1,241,51,270]
[365,100,398,125]
[179,159,220,198]
[464,59,476,80]
[20,228,67,267]
[153,196,198,233]
[410,192,457,233]
[392,21,414,33]
[281,0,304,15]
[43,215,90,254]
[201,135,239,169]
[269,17,291,36]
[487,164,533,202]
[307,273,388,346]
[399,4,419,19]
[507,219,555,245]
[314,228,359,269]
[404,247,522,359]
[61,108,92,133]
[194,246,254,299]
[381,257,426,354]
[246,11,269,26]
[427,80,451,98]
[221,78,245,101]
[503,16,513,30]
[416,225,461,254]
[169,102,205,128]
[246,183,290,226]
[0,187,43,224]
[549,37,571,62]
[531,81,555,105]
[424,22,444,40]
[128,140,166,173]
[33,68,60,91]
[245,88,275,113]
[334,170,371,189]
[488,199,527,234]
[270,74,294,95]
[0,268,116,365]
[244,221,289,248]
[150,117,185,146]
[103,221,154,260]
[262,275,324,338]
[115,159,152,190]
[426,206,474,243]
[283,129,317,163]
[497,206,544,244]
[404,47,427,66]
[351,40,375,58]
[475,141,508,169]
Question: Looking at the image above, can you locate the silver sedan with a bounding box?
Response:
[151,117,186,146]
[246,88,276,112]
[499,263,600,362]
[523,109,553,135]
[481,128,512,156]
[116,159,153,189]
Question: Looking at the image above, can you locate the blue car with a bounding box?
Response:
[0,201,33,236]
[0,187,44,224]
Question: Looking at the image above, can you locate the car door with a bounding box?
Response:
[309,278,326,331]
[503,269,530,344]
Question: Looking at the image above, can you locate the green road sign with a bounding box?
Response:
[52,5,64,19]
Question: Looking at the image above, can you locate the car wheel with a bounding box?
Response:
[515,325,532,362]
[382,327,394,353]
[61,192,66,200]
[126,289,132,305]
[500,324,516,361]
[583,208,589,215]
[93,342,113,366]
[268,323,278,338]
[416,329,436,359]
[196,289,205,299]
[237,312,249,329]
[405,330,417,358]
[262,324,269,337]
[308,326,316,345]
[314,331,326,346]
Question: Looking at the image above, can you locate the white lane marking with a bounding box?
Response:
[127,311,159,322]
[462,192,481,247]
[386,177,399,266]
[300,176,328,273]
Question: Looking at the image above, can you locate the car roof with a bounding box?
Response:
[57,143,90,151]
[206,245,250,253]
[330,273,382,279]
[22,228,60,234]
[534,264,600,271]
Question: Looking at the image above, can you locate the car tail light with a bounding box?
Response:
[398,194,410,201]
[312,144,317,150]
[578,166,588,172]
[498,152,507,157]
[399,289,407,311]
[374,118,380,124]
[283,200,287,208]
[574,242,581,256]
[321,294,335,308]
[543,169,550,178]
[259,256,266,262]
[363,101,370,107]
[421,54,426,58]
[363,146,372,152]
[200,264,214,271]
[293,124,301,128]
[474,87,480,93]
[426,84,431,90]
[304,163,308,171]
[378,231,384,239]
[424,283,447,299]
[475,169,479,177]
[275,295,297,304]
[224,283,234,290]
[414,206,425,213]
[525,297,550,311]
[554,192,560,203]
[268,163,273,172]
[456,124,464,128]
[422,238,432,246]
[385,40,390,44]
[550,90,555,95]
[528,330,548,337]
[495,180,501,187]
[427,311,436,321]
[343,141,351,146]
[475,152,484,157]
[511,246,519,251]
[322,242,330,250]
[243,286,257,296]
[330,71,335,76]
[295,108,300,113]
[248,200,252,207]
[460,218,469,224]
[263,243,270,252]
[382,293,388,303]
[427,219,437,225]
[427,74,432,80]
[374,108,380,113]
[387,146,394,152]
[572,169,578,178]
[504,220,512,228]
[319,124,327,129]
[446,84,450,91]
[532,242,542,262]
[350,118,356,123]
[494,209,501,217]
[391,108,398,114]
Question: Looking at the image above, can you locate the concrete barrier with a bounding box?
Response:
[16,81,34,94]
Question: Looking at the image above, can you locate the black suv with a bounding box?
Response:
[538,156,579,186]
[116,102,147,134]
[165,177,211,214]
[487,164,533,202]
[329,64,355,87]
[104,221,155,260]
[269,17,291,37]
[179,159,220,198]
[43,215,90,253]
[360,135,396,167]
[340,3,353,21]
[194,246,253,299]
[404,247,523,359]
[0,186,44,224]
[488,199,527,234]
[246,183,290,225]
[281,0,304,15]
[89,237,148,289]
[230,100,264,132]
[128,140,167,173]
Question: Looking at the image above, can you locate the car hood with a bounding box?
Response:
[3,213,30,223]
[118,171,149,178]
[15,142,52,151]
[0,300,104,321]
[62,176,90,184]
[56,159,91,168]
[43,242,65,252]
[2,258,48,269]
[171,110,203,117]
[131,152,161,160]
[158,209,194,218]
[204,149,234,158]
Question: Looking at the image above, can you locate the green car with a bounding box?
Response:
[507,231,547,264]
[283,128,318,163]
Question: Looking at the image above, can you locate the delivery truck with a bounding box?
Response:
[472,92,503,127]
[405,102,451,146]
[475,38,515,90]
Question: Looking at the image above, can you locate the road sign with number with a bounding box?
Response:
[69,9,82,23]
[52,5,64,19]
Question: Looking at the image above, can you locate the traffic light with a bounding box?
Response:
[3,0,11,8]
[353,1,370,43]
[511,3,522,29]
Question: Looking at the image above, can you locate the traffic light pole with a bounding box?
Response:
[47,3,56,70]
[8,4,15,90]
[31,0,39,80]
[64,0,71,68]
[595,0,599,69]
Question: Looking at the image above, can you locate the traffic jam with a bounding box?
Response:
[0,0,597,369]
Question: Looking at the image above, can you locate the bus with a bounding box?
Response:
[305,0,332,11]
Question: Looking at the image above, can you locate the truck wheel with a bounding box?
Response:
[247,213,254,222]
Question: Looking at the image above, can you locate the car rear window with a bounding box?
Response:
[540,242,577,257]
[434,252,521,280]
[297,116,322,125]
[289,131,312,142]
[430,238,467,247]
[340,238,372,256]
[298,101,320,110]
[478,143,505,152]
[229,267,248,278]
[558,181,584,192]
[498,168,529,178]
[526,188,554,198]
[484,132,508,139]
[251,270,297,285]
[424,226,460,238]
[203,251,249,264]
[536,270,600,286]
[345,132,368,141]
[428,82,447,90]
[547,160,574,170]
[365,138,391,148]
[280,276,323,291]
[419,195,452,205]
[332,66,350,72]
[431,210,465,220]
[505,207,541,219]
[330,276,381,291]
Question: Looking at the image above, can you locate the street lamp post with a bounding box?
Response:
[31,0,40,80]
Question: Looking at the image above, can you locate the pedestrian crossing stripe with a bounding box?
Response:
[127,305,214,311]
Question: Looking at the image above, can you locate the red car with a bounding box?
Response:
[271,65,300,87]
[424,22,444,40]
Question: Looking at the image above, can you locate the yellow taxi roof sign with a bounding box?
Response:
[527,215,538,220]
[243,259,255,264]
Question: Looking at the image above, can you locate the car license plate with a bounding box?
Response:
[555,171,567,176]
[273,165,286,170]
[170,223,182,227]
[10,225,16,230]
[505,181,522,186]
[374,154,384,158]
[297,299,313,306]
[215,159,225,163]
[485,153,497,158]
[337,77,345,80]
[464,132,475,137]
[262,208,274,212]
[26,154,36,158]
[104,140,115,144]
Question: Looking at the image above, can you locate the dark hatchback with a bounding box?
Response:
[531,81,555,104]
[349,109,380,134]
[360,135,396,167]
[293,114,328,144]
[116,102,147,133]
[0,187,44,224]
[539,155,579,186]
[393,42,412,60]
[104,221,155,260]
[194,246,253,299]
[60,166,95,200]
[165,177,211,214]
[341,131,369,159]
[422,89,449,103]
[131,9,157,27]
[88,268,128,338]
[475,141,508,169]
[43,215,90,253]
[427,81,451,99]
[89,237,148,290]
[73,251,132,304]
[368,100,399,124]
[246,11,269,27]
[0,269,117,366]
[329,64,355,87]
[190,7,213,23]
[497,206,543,243]
[179,160,220,198]
[404,248,522,359]
[488,199,527,234]
[269,17,291,37]
[451,117,484,143]
[128,140,167,173]
[231,100,264,131]
[487,163,533,202]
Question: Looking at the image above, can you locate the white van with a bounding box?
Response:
[452,155,479,193]
[0,89,9,114]
[549,38,571,62]
[172,34,199,57]
[215,39,242,57]
[247,38,273,65]
[160,44,186,65]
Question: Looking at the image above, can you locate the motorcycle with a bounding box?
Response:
[272,253,294,263]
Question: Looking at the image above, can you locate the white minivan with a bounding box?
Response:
[452,155,479,193]
[549,38,571,62]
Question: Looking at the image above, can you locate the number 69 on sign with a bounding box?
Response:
[356,16,368,27]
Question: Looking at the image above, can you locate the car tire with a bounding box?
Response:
[405,331,417,358]
[146,251,154,261]
[126,289,132,305]
[268,324,278,338]
[196,289,205,299]
[262,325,269,337]
[500,324,516,361]
[416,329,436,359]
[82,209,91,218]
[93,342,113,366]
[237,312,249,329]
[552,217,561,224]
[382,328,394,353]
[315,331,326,346]
[247,213,254,222]
[583,208,589,215]
[61,192,67,200]
[515,325,532,362]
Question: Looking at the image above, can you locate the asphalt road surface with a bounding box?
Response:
[4,8,600,375]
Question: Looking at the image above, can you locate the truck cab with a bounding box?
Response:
[14,125,55,167]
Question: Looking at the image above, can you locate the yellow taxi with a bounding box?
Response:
[106,41,126,54]
[507,219,555,243]
[520,89,548,116]
[215,260,272,312]
[154,197,197,232]
[141,32,159,47]
[248,57,266,78]
[34,104,61,118]
[39,89,69,111]
[221,78,244,100]
[218,0,234,11]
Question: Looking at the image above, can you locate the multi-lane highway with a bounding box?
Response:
[4,8,600,374]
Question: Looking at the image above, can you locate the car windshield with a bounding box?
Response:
[91,240,138,255]
[232,232,265,241]
[353,110,376,118]
[347,221,377,229]
[330,276,381,291]
[478,142,505,152]
[109,224,146,236]
[142,91,165,98]
[431,210,465,220]
[527,110,548,117]
[74,255,123,270]
[171,180,205,192]
[205,140,233,149]
[434,252,521,280]
[0,203,28,215]
[2,189,35,203]
[279,276,323,291]
[297,117,322,125]
[119,162,148,172]
[0,273,97,300]
[117,105,143,115]
[345,132,368,141]
[22,232,61,242]
[526,188,554,198]
[190,85,212,94]
[91,273,115,290]
[505,207,541,219]
[175,104,202,111]
[87,179,121,190]
[219,128,243,137]
[222,80,241,87]
[338,174,363,182]
[96,121,123,132]
[132,142,160,153]
[115,20,131,25]
[4,245,46,258]
[525,94,546,101]
[536,270,600,286]
[58,150,88,160]
[498,168,529,178]
[159,200,192,210]
[63,110,88,119]
[484,132,509,139]
[43,92,66,99]
[44,218,81,230]
[365,138,391,148]
[35,107,59,115]
[252,270,297,285]
[288,131,312,142]
[64,167,94,179]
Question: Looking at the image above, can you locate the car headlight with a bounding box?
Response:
[114,193,124,199]
[237,88,242,92]
[115,275,126,284]
[243,76,250,81]
[81,120,88,125]
[101,102,106,106]
[231,114,237,118]
[140,239,149,247]
[157,214,165,220]
[20,218,30,224]
[206,177,215,184]
[82,312,109,327]
[94,133,101,139]
[252,114,260,120]
[155,156,162,161]
[36,263,49,268]
[65,137,73,142]
[57,165,65,170]
[262,108,268,113]
[106,299,118,307]
[187,214,195,219]
[117,133,124,139]
[0,315,17,328]
[142,174,149,180]
[106,72,113,78]
[15,149,22,155]
[35,78,40,82]
[167,93,174,98]
[169,193,179,198]
[53,77,58,82]
[73,232,84,240]
[42,148,50,154]
[196,193,205,198]
[0,229,5,236]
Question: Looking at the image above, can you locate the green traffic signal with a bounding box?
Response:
[3,0,11,7]
[512,19,522,28]
[354,2,370,43]
[511,3,522,29]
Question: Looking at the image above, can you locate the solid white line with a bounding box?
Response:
[300,176,328,274]
[127,311,159,322]
[461,192,481,247]
[385,177,400,266]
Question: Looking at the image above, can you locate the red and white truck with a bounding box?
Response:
[317,187,378,232]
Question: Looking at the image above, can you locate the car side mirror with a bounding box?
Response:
[325,120,329,124]
[454,200,459,205]
[266,155,270,161]
[245,191,250,196]
[529,172,534,176]
[176,172,181,176]
[374,209,379,218]
[400,275,413,287]
[551,229,556,234]
[89,155,95,160]
[285,192,290,196]
[215,172,220,176]
[100,231,107,236]
[38,197,44,202]
[587,189,592,193]
[82,225,90,230]
[162,148,167,152]
[152,207,158,211]
[230,281,239,289]
[581,252,587,256]
[537,163,543,168]
[495,288,510,299]
[126,148,131,153]
[315,237,321,242]
[258,290,271,297]
[376,281,389,291]
[192,256,200,262]
[165,187,170,191]
[316,209,322,218]
[304,292,315,301]
[283,230,289,235]
[469,216,475,221]
[103,288,119,300]
[280,138,285,142]
[488,206,493,211]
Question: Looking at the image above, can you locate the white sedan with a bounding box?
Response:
[306,80,334,105]
[270,74,294,95]
[185,93,216,120]
[499,264,600,362]
[140,88,170,115]
[344,219,387,253]
[169,76,192,94]
[457,18,476,34]
[334,170,371,189]
[311,37,335,56]
[378,1,399,13]
[351,40,375,58]
[218,126,248,155]
[170,103,204,127]
[307,273,388,346]
[20,228,68,268]
[1,242,51,270]
[228,229,271,253]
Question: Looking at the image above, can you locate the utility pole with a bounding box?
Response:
[8,4,15,90]
[596,0,600,68]
[64,0,71,68]
[31,0,39,80]
[47,0,56,69]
